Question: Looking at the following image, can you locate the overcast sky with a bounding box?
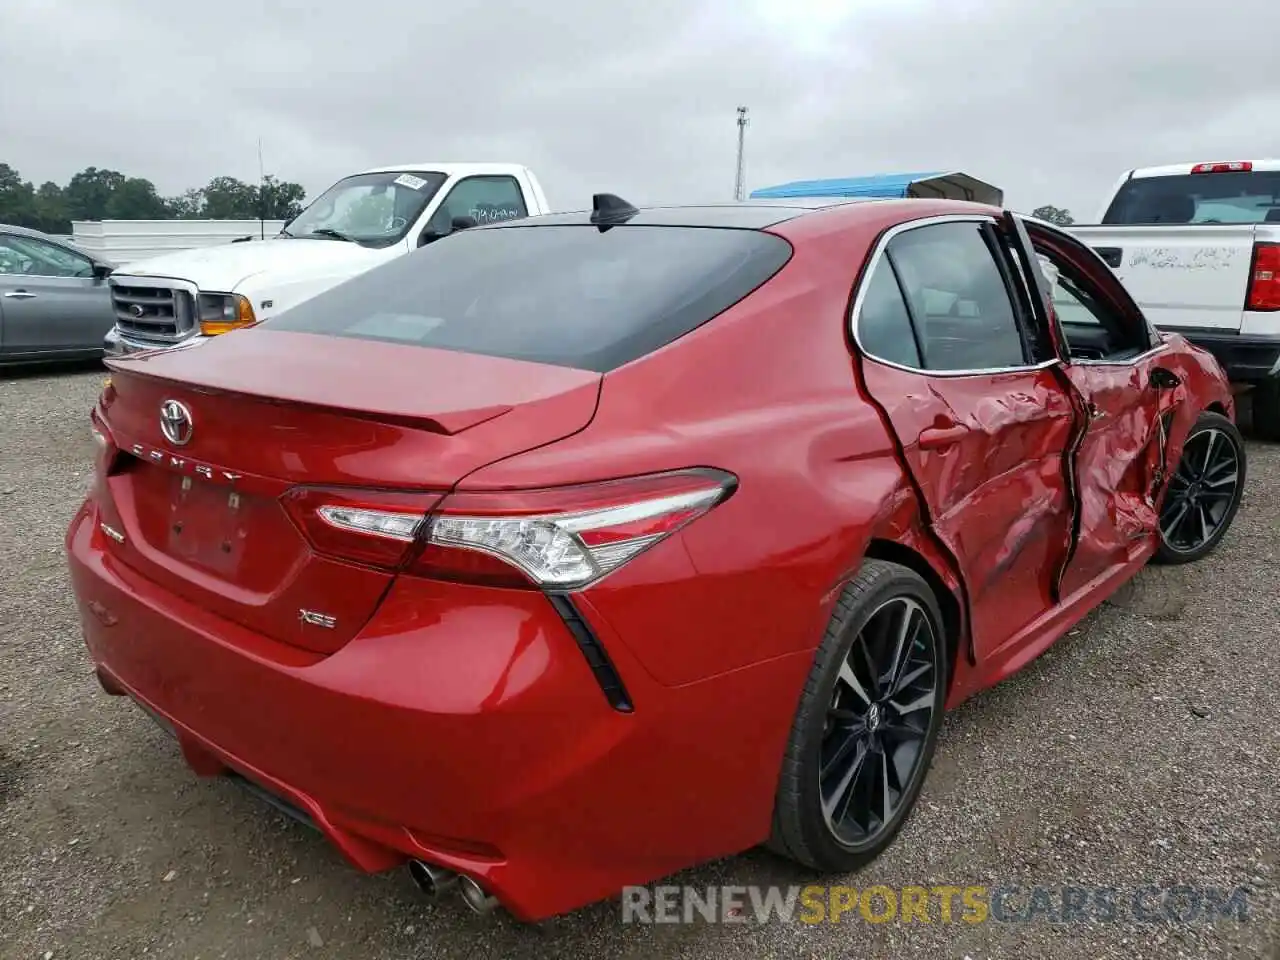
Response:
[2,0,1276,221]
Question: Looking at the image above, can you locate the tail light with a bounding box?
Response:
[281,487,443,568]
[1247,243,1280,311]
[1191,161,1252,174]
[282,469,737,590]
[89,408,119,476]
[418,469,736,588]
[87,408,128,544]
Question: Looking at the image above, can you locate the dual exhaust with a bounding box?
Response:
[408,860,500,916]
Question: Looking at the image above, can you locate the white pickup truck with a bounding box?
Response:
[1069,159,1280,439]
[104,162,550,356]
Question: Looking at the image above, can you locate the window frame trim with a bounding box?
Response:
[849,214,1061,378]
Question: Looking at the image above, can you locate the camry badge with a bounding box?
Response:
[159,399,194,446]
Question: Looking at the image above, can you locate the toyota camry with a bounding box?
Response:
[66,193,1246,920]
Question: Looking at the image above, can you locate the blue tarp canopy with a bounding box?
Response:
[749,171,1002,206]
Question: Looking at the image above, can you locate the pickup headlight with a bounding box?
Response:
[197,293,256,336]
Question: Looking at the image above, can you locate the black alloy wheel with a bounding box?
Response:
[819,595,938,846]
[769,560,947,871]
[1155,411,1246,564]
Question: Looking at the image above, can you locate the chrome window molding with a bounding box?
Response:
[849,214,1052,378]
[849,213,1167,376]
[1066,341,1170,367]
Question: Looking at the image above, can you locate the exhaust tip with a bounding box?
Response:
[408,859,458,897]
[458,875,500,915]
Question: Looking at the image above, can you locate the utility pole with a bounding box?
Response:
[734,106,749,201]
[257,138,266,239]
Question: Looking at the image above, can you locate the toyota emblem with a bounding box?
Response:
[159,399,194,446]
[129,304,145,318]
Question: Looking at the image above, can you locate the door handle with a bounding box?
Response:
[918,423,970,449]
[3,290,37,299]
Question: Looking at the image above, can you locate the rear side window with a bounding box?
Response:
[857,261,922,368]
[1103,170,1280,224]
[269,224,792,372]
[882,222,1027,371]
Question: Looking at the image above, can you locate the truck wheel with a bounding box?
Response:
[1252,379,1280,442]
[768,560,947,872]
[1154,412,1247,565]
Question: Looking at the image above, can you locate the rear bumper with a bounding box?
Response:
[65,500,805,920]
[1172,328,1280,383]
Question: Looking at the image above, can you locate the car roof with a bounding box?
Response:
[1129,159,1280,178]
[0,222,58,240]
[481,196,1006,233]
[355,162,535,178]
[486,197,891,230]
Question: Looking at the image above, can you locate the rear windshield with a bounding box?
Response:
[268,224,792,372]
[1102,170,1280,225]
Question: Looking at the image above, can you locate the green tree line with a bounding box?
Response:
[1031,205,1075,225]
[0,163,308,234]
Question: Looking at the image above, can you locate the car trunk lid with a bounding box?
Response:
[95,328,601,654]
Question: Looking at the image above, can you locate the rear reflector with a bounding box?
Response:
[282,469,736,588]
[1247,243,1280,311]
[1190,161,1253,174]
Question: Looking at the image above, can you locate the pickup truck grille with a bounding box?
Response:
[111,284,196,342]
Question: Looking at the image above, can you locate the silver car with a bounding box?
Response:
[0,223,116,365]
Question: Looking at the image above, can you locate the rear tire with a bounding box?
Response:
[769,560,947,872]
[1153,411,1246,565]
[1252,379,1280,442]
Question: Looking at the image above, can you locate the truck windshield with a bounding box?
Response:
[1102,170,1280,225]
[282,170,447,247]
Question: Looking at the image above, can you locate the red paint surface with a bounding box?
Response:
[66,198,1235,921]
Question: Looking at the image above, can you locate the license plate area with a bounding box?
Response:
[121,458,295,585]
[165,472,253,576]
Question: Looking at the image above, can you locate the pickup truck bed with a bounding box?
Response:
[1069,159,1280,440]
[1069,222,1280,383]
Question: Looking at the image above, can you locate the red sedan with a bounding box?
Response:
[66,194,1246,921]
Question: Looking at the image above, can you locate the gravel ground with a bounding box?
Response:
[1,363,1276,960]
